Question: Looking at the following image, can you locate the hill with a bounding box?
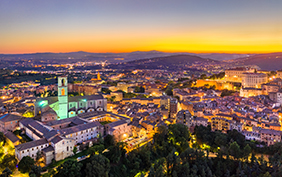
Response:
[229,53,282,70]
[107,54,220,70]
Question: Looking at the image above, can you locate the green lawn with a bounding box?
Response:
[100,121,112,125]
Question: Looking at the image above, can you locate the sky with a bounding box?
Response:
[0,0,282,54]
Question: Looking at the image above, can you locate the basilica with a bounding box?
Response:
[34,76,107,121]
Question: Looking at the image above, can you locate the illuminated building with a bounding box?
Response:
[225,68,252,82]
[91,72,102,81]
[15,111,130,164]
[34,76,107,120]
[240,87,263,97]
[242,73,267,88]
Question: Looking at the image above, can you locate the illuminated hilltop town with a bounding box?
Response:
[1,66,282,175]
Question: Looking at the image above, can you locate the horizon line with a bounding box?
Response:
[1,50,282,55]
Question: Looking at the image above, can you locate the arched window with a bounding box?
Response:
[62,79,65,86]
[61,88,65,96]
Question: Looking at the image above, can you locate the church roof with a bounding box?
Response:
[36,94,104,105]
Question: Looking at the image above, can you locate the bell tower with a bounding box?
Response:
[58,76,68,119]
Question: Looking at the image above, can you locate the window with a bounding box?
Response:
[22,151,24,153]
[61,88,65,96]
[67,146,69,151]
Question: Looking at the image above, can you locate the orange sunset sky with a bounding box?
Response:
[1,0,282,54]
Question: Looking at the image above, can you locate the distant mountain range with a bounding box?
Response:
[227,52,282,70]
[1,51,282,70]
[106,54,220,70]
[0,51,251,62]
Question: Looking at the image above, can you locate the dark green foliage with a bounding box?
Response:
[18,156,34,173]
[102,88,112,94]
[134,86,145,93]
[104,135,115,148]
[1,155,17,171]
[47,124,282,177]
[55,159,82,177]
[0,132,6,145]
[208,72,225,80]
[165,86,173,96]
[29,165,42,177]
[88,144,105,155]
[85,154,110,177]
[73,146,78,155]
[0,168,12,177]
[220,89,236,97]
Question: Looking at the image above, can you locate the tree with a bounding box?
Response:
[0,132,6,145]
[88,144,105,155]
[104,135,115,148]
[229,141,241,160]
[0,168,12,177]
[35,151,42,163]
[1,155,17,171]
[165,86,173,96]
[85,155,110,177]
[55,160,82,177]
[29,165,42,177]
[200,74,207,79]
[243,144,251,162]
[73,146,78,155]
[18,156,34,173]
[167,124,190,152]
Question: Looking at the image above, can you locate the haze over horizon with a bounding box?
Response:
[1,0,282,54]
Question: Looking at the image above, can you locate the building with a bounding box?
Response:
[105,120,132,142]
[261,83,280,95]
[0,114,22,132]
[225,68,251,82]
[176,110,192,128]
[277,70,282,79]
[211,117,231,133]
[34,76,107,120]
[169,98,178,118]
[242,73,267,88]
[260,128,282,146]
[68,84,101,96]
[15,111,130,164]
[192,117,208,127]
[269,91,282,104]
[240,88,263,97]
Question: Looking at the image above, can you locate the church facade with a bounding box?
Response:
[34,76,107,120]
